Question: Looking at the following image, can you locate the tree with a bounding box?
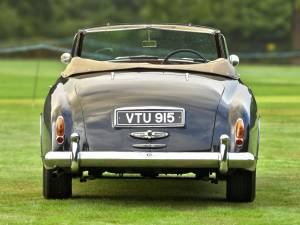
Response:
[292,0,300,50]
[0,0,295,53]
[0,2,20,41]
[291,0,300,63]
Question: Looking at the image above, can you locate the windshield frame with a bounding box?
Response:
[72,24,227,61]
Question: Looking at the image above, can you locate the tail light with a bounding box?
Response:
[56,116,65,144]
[235,118,244,147]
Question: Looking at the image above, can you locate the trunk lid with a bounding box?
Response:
[74,71,224,152]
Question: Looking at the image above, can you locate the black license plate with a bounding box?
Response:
[114,107,185,127]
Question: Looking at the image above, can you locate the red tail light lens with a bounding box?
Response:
[56,116,64,144]
[235,118,244,147]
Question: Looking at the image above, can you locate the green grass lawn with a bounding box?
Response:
[0,59,299,225]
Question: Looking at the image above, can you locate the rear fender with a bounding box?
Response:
[212,80,259,156]
[41,78,87,158]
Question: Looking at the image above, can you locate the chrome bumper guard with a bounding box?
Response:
[43,134,256,173]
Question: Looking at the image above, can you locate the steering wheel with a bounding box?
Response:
[162,49,207,64]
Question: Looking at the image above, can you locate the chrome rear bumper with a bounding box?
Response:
[44,151,256,172]
[43,134,256,173]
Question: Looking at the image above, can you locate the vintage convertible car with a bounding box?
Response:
[40,24,260,202]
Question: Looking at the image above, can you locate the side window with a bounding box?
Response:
[221,34,229,58]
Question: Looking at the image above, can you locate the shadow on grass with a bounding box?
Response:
[71,178,232,206]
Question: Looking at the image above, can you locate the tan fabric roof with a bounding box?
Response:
[62,57,238,79]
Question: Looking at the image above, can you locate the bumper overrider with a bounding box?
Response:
[43,133,256,174]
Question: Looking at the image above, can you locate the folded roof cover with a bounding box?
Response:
[62,57,239,79]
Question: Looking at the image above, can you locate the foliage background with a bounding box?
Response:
[0,0,299,54]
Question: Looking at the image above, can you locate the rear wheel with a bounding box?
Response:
[43,167,72,199]
[226,170,256,202]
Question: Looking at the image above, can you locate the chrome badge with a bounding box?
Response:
[130,130,169,140]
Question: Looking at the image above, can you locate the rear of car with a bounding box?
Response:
[41,24,259,202]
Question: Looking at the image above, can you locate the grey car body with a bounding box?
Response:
[41,24,260,202]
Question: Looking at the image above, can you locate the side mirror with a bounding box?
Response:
[229,54,239,67]
[60,53,72,64]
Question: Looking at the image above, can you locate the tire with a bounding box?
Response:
[226,169,256,202]
[43,167,72,199]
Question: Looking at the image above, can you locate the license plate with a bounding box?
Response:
[114,107,185,127]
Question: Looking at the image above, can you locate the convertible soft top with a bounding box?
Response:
[62,57,239,79]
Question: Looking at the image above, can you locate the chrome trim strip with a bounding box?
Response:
[44,151,256,171]
[113,106,185,128]
[132,143,167,149]
[84,24,218,35]
[130,130,169,140]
